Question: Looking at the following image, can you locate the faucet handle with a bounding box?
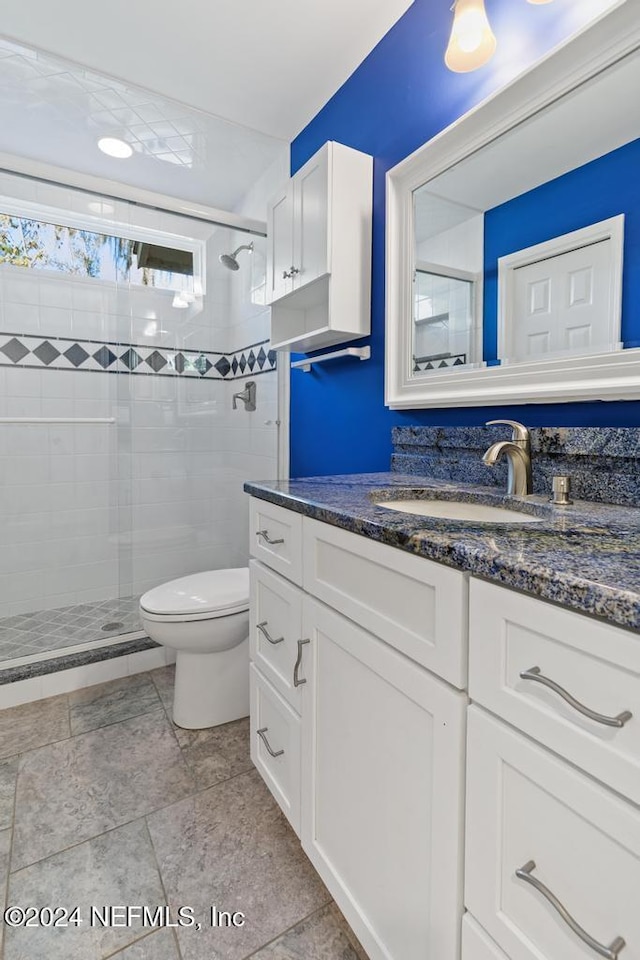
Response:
[486,419,530,442]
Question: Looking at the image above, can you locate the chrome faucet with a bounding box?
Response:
[482,419,532,496]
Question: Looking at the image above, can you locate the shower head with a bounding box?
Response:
[219,241,254,271]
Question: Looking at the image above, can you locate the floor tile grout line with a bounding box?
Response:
[8,761,257,877]
[68,698,163,739]
[240,899,334,960]
[2,752,20,925]
[100,925,166,960]
[142,816,186,960]
[0,669,166,764]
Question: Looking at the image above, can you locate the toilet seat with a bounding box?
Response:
[140,569,249,622]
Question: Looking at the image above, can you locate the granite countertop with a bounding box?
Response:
[244,472,640,632]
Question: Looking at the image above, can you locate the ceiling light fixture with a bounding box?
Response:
[445,0,553,72]
[97,137,133,159]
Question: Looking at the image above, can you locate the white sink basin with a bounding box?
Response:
[376,499,542,524]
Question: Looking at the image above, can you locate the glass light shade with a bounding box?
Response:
[445,0,497,73]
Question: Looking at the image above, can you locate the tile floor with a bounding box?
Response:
[0,667,368,960]
[0,597,141,664]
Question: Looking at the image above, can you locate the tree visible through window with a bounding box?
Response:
[0,213,194,291]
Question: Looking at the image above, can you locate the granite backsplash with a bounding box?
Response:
[391,426,640,507]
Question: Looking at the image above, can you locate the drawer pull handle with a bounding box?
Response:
[515,860,625,960]
[257,727,284,758]
[257,621,284,645]
[519,667,632,728]
[293,638,310,687]
[256,529,285,545]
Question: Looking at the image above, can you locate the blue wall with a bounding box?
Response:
[289,0,640,478]
[484,137,640,361]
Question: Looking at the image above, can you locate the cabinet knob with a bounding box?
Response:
[282,269,291,279]
[289,265,300,276]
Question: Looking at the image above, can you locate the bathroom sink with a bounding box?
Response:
[375,498,542,524]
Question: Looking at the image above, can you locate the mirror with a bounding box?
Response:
[386,3,640,408]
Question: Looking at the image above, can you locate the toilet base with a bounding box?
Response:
[172,636,249,729]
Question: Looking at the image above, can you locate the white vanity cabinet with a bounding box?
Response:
[266,140,373,352]
[248,498,467,960]
[247,494,640,960]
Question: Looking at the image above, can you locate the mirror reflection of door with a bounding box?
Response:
[498,216,624,364]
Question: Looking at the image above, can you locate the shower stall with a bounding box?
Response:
[0,169,279,670]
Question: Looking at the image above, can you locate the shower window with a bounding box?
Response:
[0,198,204,298]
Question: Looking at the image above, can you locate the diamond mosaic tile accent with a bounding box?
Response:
[33,340,60,365]
[0,332,277,381]
[1,337,30,363]
[121,348,143,370]
[145,350,167,373]
[64,343,90,367]
[93,346,117,368]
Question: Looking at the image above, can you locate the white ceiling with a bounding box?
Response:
[0,36,287,213]
[0,0,413,142]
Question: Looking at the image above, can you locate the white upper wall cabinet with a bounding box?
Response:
[267,141,373,353]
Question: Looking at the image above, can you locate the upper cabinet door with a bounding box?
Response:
[267,141,372,352]
[266,180,295,303]
[293,146,329,289]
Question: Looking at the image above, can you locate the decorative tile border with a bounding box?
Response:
[0,332,277,380]
[413,354,466,372]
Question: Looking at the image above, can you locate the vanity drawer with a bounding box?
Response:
[469,579,640,803]
[249,497,303,585]
[462,916,511,960]
[302,517,468,687]
[466,705,640,960]
[250,560,304,710]
[250,664,301,836]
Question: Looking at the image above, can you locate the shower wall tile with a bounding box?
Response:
[0,168,278,629]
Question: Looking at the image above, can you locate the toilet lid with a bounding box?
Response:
[140,569,249,617]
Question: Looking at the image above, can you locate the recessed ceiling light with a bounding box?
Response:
[98,137,133,159]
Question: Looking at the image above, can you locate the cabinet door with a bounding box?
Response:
[267,180,295,303]
[301,596,466,960]
[466,705,640,960]
[293,145,329,288]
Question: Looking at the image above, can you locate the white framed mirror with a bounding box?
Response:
[385,1,640,409]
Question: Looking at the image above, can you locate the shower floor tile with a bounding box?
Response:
[0,596,142,663]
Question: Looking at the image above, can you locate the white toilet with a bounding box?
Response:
[139,568,250,730]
